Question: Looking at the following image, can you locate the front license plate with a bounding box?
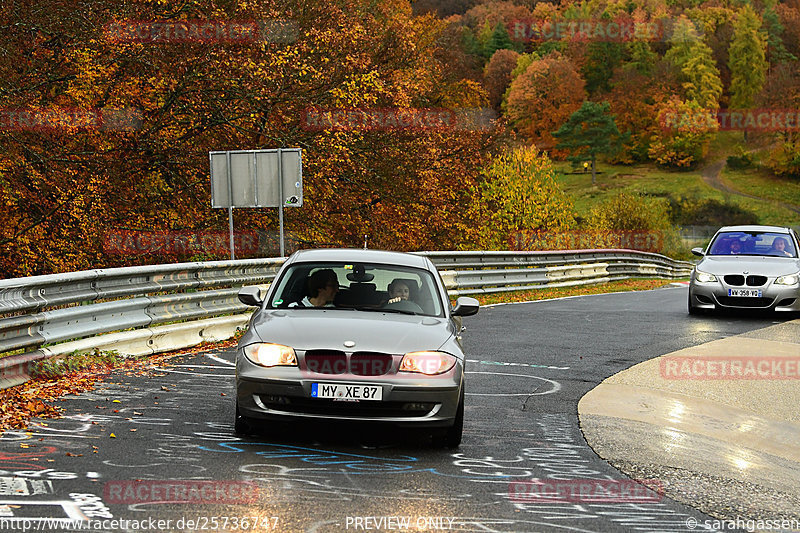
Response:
[729,288,762,297]
[311,383,382,401]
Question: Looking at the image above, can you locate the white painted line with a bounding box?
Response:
[465,371,561,396]
[207,353,236,366]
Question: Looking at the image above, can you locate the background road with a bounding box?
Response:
[0,285,784,532]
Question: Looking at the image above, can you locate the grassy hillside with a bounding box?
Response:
[555,162,800,227]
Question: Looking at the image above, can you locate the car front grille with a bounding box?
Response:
[723,275,768,286]
[259,397,436,418]
[304,350,395,376]
[717,296,773,308]
[724,275,744,286]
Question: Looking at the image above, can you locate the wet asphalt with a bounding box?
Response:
[0,284,789,532]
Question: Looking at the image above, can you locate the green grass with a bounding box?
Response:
[555,161,800,226]
[722,166,800,211]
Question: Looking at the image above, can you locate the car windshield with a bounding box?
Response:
[267,261,444,316]
[707,231,797,258]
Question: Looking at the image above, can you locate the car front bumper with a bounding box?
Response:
[689,280,800,312]
[236,354,463,428]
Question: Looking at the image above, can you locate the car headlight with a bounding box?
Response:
[243,343,297,367]
[776,273,800,286]
[399,351,457,375]
[694,270,717,283]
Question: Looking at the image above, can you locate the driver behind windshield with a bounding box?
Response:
[770,237,793,257]
[387,279,411,303]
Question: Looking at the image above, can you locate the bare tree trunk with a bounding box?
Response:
[591,155,597,185]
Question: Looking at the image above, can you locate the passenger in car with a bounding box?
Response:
[290,269,339,307]
[387,279,411,304]
[728,240,743,255]
[770,237,793,257]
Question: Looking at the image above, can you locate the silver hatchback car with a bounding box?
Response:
[234,248,479,447]
[688,225,800,314]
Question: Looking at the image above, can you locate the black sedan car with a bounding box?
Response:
[234,248,479,448]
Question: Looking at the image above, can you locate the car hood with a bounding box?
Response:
[248,310,454,354]
[697,256,800,276]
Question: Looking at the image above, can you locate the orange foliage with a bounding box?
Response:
[505,52,586,152]
[484,49,521,110]
[0,0,498,277]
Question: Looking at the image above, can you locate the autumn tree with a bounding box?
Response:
[758,63,800,177]
[505,52,586,150]
[602,64,675,163]
[0,0,499,277]
[484,23,516,58]
[484,49,520,110]
[763,0,797,63]
[665,17,722,111]
[648,98,718,168]
[775,1,800,60]
[728,5,768,110]
[553,101,626,185]
[475,145,576,249]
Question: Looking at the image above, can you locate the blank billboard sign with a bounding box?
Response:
[210,148,302,208]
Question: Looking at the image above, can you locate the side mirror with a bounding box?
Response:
[691,247,705,257]
[452,296,480,317]
[238,286,263,307]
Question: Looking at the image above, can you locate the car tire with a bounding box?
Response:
[432,392,464,449]
[234,401,254,436]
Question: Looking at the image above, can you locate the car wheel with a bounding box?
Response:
[432,392,464,449]
[234,401,254,436]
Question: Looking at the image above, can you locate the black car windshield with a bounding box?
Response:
[267,262,445,316]
[708,231,798,258]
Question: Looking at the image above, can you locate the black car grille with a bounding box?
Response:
[259,397,436,418]
[303,350,394,376]
[717,296,773,308]
[723,275,768,286]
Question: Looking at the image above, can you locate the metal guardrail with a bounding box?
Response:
[421,250,692,295]
[0,249,693,389]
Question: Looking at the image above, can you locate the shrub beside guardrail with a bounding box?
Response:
[0,249,693,389]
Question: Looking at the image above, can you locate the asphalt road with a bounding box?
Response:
[0,285,786,533]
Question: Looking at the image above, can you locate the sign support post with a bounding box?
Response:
[277,148,285,257]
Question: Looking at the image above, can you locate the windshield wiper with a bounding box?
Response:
[354,306,419,315]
